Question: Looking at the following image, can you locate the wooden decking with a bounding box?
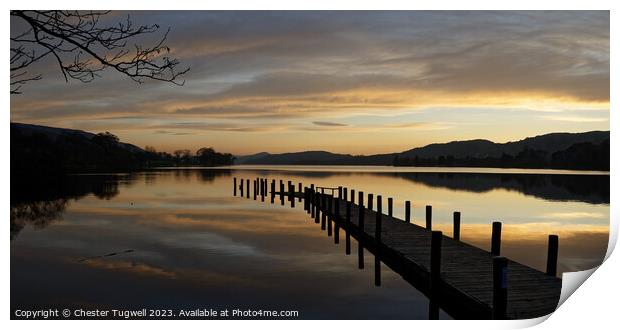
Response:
[235,178,562,320]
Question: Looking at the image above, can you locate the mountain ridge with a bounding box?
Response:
[236,131,610,170]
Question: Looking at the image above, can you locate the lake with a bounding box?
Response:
[10,166,610,319]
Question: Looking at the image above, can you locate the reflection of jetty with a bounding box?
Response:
[233,177,562,320]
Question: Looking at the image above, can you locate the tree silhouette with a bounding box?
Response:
[10,10,189,94]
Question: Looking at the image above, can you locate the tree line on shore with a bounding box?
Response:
[143,145,235,167]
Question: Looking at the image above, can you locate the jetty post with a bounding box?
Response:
[492,256,508,319]
[233,177,237,196]
[345,199,351,255]
[368,193,374,211]
[388,197,393,217]
[426,205,432,230]
[429,230,443,319]
[289,182,295,208]
[375,195,383,287]
[261,179,265,202]
[358,190,365,269]
[405,201,411,223]
[327,196,333,236]
[546,235,559,277]
[334,196,340,244]
[240,178,244,197]
[491,221,502,256]
[321,193,327,230]
[279,180,285,205]
[270,179,275,203]
[453,212,461,241]
[314,192,320,224]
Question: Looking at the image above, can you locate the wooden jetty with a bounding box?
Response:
[233,177,562,320]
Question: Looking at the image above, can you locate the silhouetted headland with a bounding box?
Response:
[11,123,234,175]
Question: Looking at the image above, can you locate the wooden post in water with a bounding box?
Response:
[429,230,442,320]
[350,189,355,204]
[491,221,502,256]
[546,235,559,277]
[492,256,508,320]
[289,183,295,208]
[311,189,316,218]
[287,181,292,202]
[327,196,333,236]
[368,193,374,211]
[405,201,411,223]
[298,182,302,202]
[338,186,343,199]
[314,192,320,224]
[453,212,461,241]
[240,178,244,197]
[321,194,327,230]
[426,205,432,230]
[253,179,257,200]
[343,187,348,202]
[376,195,382,242]
[246,179,250,199]
[303,188,308,211]
[334,197,340,244]
[430,231,442,296]
[374,195,382,287]
[270,180,275,203]
[261,179,265,202]
[358,191,365,269]
[387,197,393,217]
[233,177,237,196]
[280,180,284,205]
[345,200,351,255]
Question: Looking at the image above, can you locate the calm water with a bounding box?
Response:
[10,166,609,319]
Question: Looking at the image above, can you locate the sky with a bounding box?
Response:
[10,11,610,155]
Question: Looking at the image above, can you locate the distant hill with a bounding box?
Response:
[12,122,145,153]
[236,131,609,170]
[11,122,147,174]
[238,150,397,166]
[400,131,610,159]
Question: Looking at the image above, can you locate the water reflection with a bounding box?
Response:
[10,167,609,319]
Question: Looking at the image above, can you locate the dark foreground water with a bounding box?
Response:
[10,166,609,319]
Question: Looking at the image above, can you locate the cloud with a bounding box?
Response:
[312,121,348,127]
[153,130,195,136]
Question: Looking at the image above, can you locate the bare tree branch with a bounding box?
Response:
[10,10,190,94]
